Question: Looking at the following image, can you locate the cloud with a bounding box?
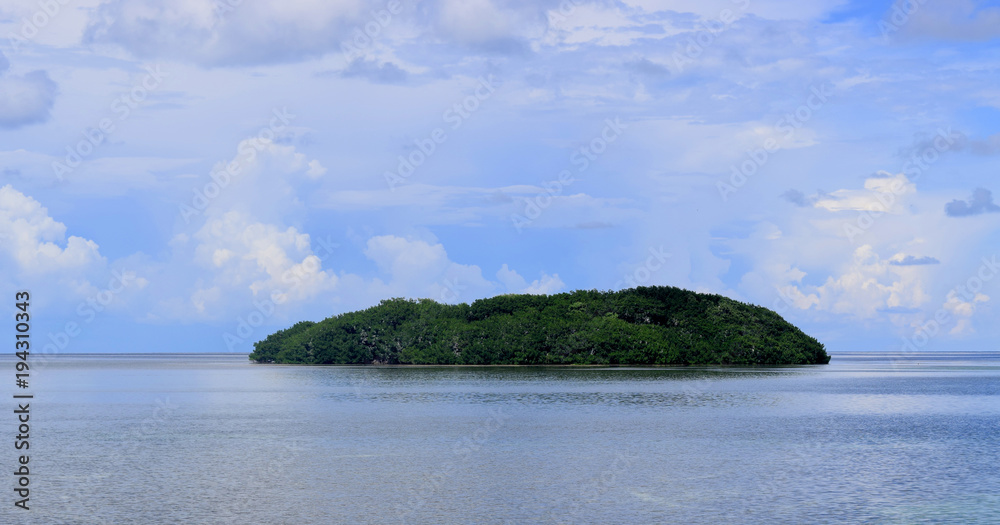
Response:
[364,235,496,302]
[433,0,538,53]
[143,137,334,321]
[82,0,548,66]
[321,183,640,229]
[0,52,57,129]
[781,189,811,207]
[945,188,1000,217]
[158,230,563,321]
[183,138,326,225]
[495,263,564,295]
[0,185,103,274]
[190,211,338,309]
[521,273,565,295]
[9,0,1000,356]
[889,255,940,266]
[813,173,916,213]
[730,161,1000,348]
[626,58,671,77]
[941,291,989,336]
[339,58,408,84]
[778,245,929,320]
[361,237,564,303]
[903,129,1000,157]
[84,0,366,66]
[878,306,921,314]
[0,186,150,319]
[540,2,678,48]
[965,133,1000,155]
[890,0,1000,41]
[623,0,847,21]
[365,235,453,284]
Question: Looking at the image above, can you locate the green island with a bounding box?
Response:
[249,286,829,366]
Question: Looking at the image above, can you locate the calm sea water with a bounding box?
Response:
[2,352,999,524]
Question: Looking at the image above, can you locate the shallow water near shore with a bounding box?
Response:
[4,351,1000,524]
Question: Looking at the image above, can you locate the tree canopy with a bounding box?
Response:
[249,286,830,366]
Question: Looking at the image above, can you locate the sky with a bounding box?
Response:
[1,0,998,354]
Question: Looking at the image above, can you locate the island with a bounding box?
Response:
[249,286,829,365]
[250,286,830,365]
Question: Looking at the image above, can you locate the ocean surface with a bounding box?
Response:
[3,352,999,524]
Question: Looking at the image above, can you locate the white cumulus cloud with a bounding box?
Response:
[496,263,564,295]
[0,185,103,274]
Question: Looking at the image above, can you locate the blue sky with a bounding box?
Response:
[1,0,998,354]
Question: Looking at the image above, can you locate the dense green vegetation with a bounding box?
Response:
[249,286,829,365]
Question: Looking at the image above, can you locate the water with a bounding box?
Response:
[3,352,999,524]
